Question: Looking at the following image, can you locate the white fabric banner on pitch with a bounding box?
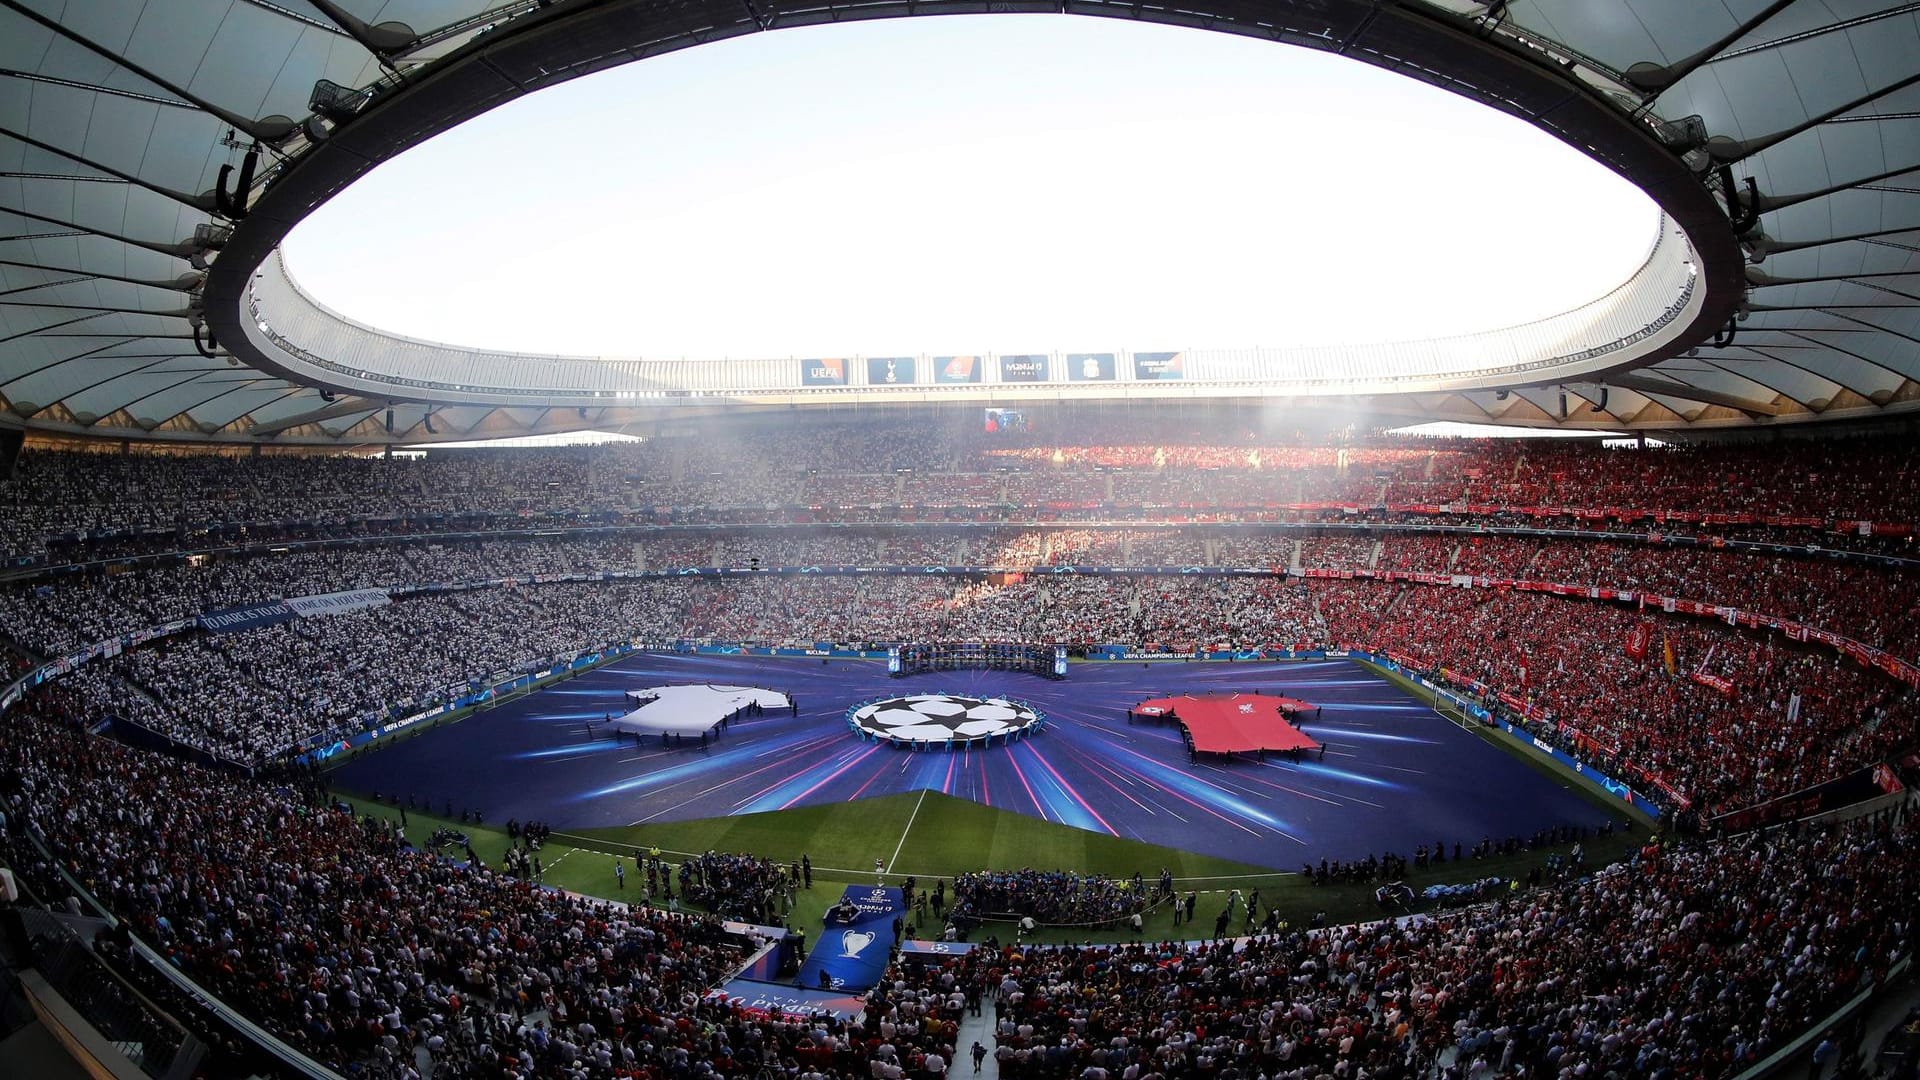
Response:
[610,684,790,737]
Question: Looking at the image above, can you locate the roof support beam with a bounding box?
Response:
[210,380,307,426]
[0,257,200,292]
[301,0,417,58]
[1624,0,1798,95]
[0,300,191,318]
[0,231,86,243]
[1713,2,1920,64]
[1755,225,1920,256]
[148,378,278,429]
[1712,71,1920,163]
[1757,161,1920,213]
[1792,313,1920,377]
[1814,310,1920,348]
[32,332,193,339]
[21,354,196,410]
[234,0,351,37]
[1753,303,1920,310]
[0,0,296,143]
[1724,324,1874,333]
[1841,279,1920,304]
[0,170,128,184]
[0,202,199,260]
[1863,236,1920,256]
[1714,345,1872,400]
[211,385,309,431]
[1778,329,1917,386]
[0,338,140,389]
[1694,357,1815,411]
[245,397,387,436]
[1608,373,1785,416]
[0,310,105,344]
[0,126,213,211]
[0,274,90,297]
[1748,268,1920,287]
[0,68,188,108]
[112,371,260,426]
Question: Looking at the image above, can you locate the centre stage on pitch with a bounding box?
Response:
[846,693,1044,748]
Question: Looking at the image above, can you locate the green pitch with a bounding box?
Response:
[331,657,1651,943]
[564,790,1268,882]
[338,785,1640,944]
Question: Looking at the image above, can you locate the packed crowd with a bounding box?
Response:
[950,869,1157,927]
[4,428,1919,1079]
[12,557,1914,808]
[56,582,695,763]
[0,697,748,1078]
[6,687,1912,1079]
[676,851,796,925]
[5,527,1913,668]
[1352,585,1918,813]
[8,429,1919,561]
[963,811,1915,1080]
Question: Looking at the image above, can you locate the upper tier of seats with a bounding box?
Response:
[4,429,1916,562]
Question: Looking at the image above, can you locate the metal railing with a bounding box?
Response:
[11,908,193,1078]
[13,828,345,1080]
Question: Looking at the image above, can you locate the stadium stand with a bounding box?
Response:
[8,0,1920,1074]
[2,429,1918,1080]
[6,433,1919,563]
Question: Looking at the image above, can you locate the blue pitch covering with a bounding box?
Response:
[796,885,903,992]
[332,655,1621,870]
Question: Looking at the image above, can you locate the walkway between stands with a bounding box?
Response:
[953,996,999,1080]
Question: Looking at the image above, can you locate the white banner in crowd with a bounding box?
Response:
[284,588,392,619]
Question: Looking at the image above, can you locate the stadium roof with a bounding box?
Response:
[1,0,1917,445]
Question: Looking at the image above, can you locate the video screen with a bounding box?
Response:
[983,408,1030,434]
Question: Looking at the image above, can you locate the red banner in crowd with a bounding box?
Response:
[1626,622,1651,660]
[1690,672,1737,696]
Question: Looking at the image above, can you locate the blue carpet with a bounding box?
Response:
[332,655,1619,870]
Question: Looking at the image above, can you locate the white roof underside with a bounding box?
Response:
[2,0,1918,443]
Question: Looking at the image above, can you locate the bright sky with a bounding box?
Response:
[283,15,1660,359]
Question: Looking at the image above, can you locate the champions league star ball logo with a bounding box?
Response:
[840,930,876,958]
[849,694,1043,744]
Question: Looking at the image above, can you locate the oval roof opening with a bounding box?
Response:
[282,15,1662,366]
